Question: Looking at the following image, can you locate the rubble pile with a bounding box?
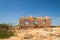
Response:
[0,28,60,40]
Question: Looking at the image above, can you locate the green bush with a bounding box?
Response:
[0,31,15,39]
[0,23,15,39]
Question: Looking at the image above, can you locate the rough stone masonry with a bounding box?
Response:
[19,16,51,28]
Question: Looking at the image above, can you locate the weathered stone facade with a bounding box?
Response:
[19,16,51,28]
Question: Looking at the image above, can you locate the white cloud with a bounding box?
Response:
[56,18,60,20]
[52,18,60,20]
[52,18,60,26]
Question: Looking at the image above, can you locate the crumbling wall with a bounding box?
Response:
[19,16,51,28]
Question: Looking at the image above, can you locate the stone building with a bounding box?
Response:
[19,16,51,28]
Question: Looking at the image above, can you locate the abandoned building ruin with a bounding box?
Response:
[19,16,51,28]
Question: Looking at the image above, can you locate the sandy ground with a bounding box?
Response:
[0,27,60,40]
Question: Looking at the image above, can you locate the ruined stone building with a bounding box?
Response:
[19,16,51,28]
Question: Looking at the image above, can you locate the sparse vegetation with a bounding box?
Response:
[0,23,15,39]
[52,26,60,28]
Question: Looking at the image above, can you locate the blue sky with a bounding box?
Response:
[0,0,60,26]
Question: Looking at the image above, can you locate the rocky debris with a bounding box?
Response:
[8,36,23,40]
[0,28,60,40]
[15,28,60,40]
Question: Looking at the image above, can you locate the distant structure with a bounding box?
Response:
[19,16,51,28]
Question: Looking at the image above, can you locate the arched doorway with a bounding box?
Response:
[34,21,38,28]
[24,20,29,25]
[43,20,46,24]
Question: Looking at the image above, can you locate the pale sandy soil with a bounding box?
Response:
[0,27,60,40]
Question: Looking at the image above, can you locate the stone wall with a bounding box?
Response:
[19,16,51,28]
